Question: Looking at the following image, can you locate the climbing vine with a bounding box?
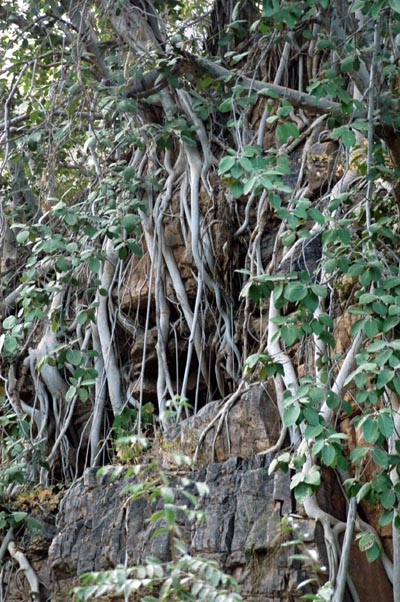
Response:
[1,0,400,599]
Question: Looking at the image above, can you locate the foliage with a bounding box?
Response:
[0,403,44,533]
[0,0,400,599]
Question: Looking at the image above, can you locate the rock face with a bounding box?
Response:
[6,451,393,602]
[43,455,318,601]
[3,383,394,601]
[166,383,281,465]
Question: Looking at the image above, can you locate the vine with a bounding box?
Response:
[0,0,400,599]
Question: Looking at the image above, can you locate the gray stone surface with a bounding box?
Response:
[40,454,317,601]
[4,452,394,601]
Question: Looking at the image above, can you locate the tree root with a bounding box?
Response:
[7,539,40,602]
[193,381,246,464]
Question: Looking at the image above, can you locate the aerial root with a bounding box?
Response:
[193,381,247,463]
[7,537,41,602]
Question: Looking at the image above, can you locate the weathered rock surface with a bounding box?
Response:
[2,382,393,602]
[166,383,281,465]
[42,455,318,601]
[5,449,393,602]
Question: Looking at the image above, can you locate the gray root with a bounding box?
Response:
[7,540,40,602]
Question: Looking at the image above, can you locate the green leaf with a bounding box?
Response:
[230,181,244,198]
[118,245,128,260]
[365,543,381,563]
[258,87,279,99]
[218,98,233,112]
[12,511,27,523]
[117,99,137,113]
[350,446,370,463]
[358,292,377,304]
[276,122,299,143]
[4,336,18,353]
[357,531,376,551]
[283,404,301,427]
[376,369,394,389]
[281,231,296,246]
[322,444,336,467]
[372,448,389,468]
[78,387,89,402]
[383,315,400,333]
[243,175,257,195]
[77,311,88,325]
[281,324,299,346]
[66,386,76,402]
[284,281,308,302]
[376,348,393,365]
[390,0,400,14]
[66,349,83,366]
[123,166,136,181]
[88,257,100,273]
[26,516,42,532]
[392,375,400,394]
[364,319,378,338]
[356,482,372,503]
[121,214,138,234]
[305,424,324,439]
[239,156,254,171]
[303,406,320,425]
[351,318,366,336]
[380,489,396,509]
[244,353,266,369]
[163,505,176,527]
[310,284,327,298]
[337,228,351,245]
[3,316,16,330]
[341,55,356,73]
[326,391,340,408]
[331,126,356,147]
[367,340,387,352]
[304,466,321,487]
[218,156,236,174]
[308,207,326,225]
[319,313,334,328]
[16,230,29,243]
[362,417,380,444]
[379,510,394,527]
[126,240,143,256]
[378,412,394,437]
[55,258,71,272]
[273,282,284,303]
[293,482,314,504]
[372,300,387,316]
[268,453,290,475]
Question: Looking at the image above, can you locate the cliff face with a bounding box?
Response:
[5,389,393,601]
[50,455,296,601]
[12,456,315,602]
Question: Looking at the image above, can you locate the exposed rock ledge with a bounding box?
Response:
[25,455,317,601]
[4,385,393,601]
